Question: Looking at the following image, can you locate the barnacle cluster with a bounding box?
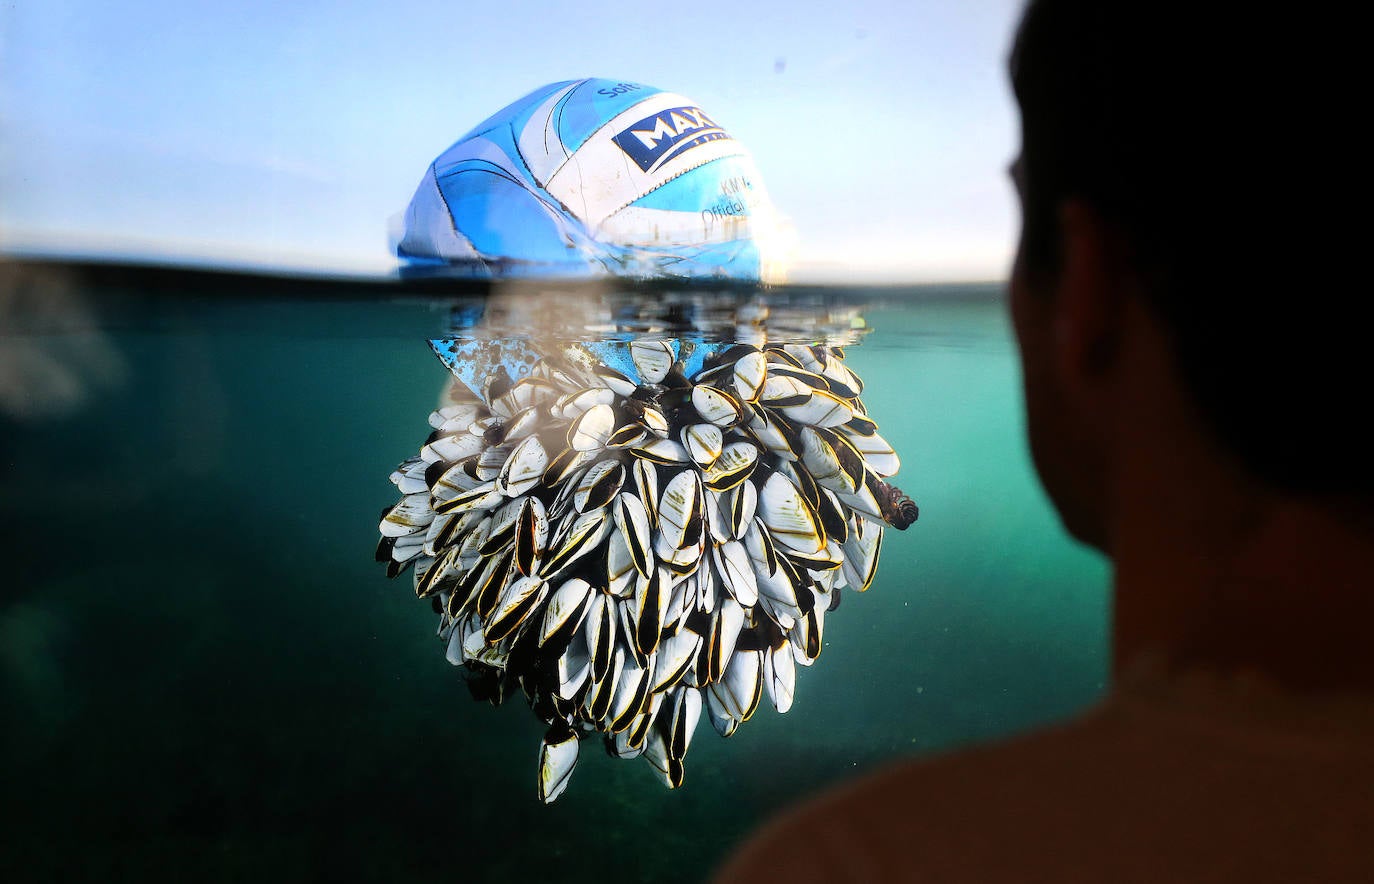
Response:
[378,336,916,801]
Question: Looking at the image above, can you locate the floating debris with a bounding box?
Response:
[378,337,917,802]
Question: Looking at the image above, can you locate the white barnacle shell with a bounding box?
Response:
[538,721,579,804]
[569,402,616,452]
[630,340,675,384]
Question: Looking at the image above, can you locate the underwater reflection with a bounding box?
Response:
[376,283,918,802]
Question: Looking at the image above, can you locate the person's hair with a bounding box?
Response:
[1010,0,1365,498]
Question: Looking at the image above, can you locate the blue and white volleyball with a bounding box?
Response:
[396,78,792,281]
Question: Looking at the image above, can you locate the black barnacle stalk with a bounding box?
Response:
[377,334,917,802]
[875,477,920,530]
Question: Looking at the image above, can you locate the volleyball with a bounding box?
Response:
[397,78,791,281]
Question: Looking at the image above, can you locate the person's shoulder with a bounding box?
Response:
[713,673,1374,883]
[713,700,1129,883]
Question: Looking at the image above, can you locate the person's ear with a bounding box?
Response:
[1051,199,1127,388]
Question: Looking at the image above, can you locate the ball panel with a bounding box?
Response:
[544,92,750,229]
[437,168,582,265]
[512,78,673,190]
[432,133,524,183]
[546,79,663,163]
[397,165,479,263]
[514,82,581,187]
[626,154,774,238]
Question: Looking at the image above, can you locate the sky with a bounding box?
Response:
[0,0,1026,283]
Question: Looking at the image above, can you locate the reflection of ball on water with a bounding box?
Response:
[397,78,792,281]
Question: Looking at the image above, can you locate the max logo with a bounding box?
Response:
[612,106,731,173]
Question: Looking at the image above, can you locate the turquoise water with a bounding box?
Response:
[0,264,1107,881]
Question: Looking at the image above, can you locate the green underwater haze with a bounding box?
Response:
[0,269,1106,881]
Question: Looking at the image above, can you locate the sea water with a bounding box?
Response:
[0,262,1107,882]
